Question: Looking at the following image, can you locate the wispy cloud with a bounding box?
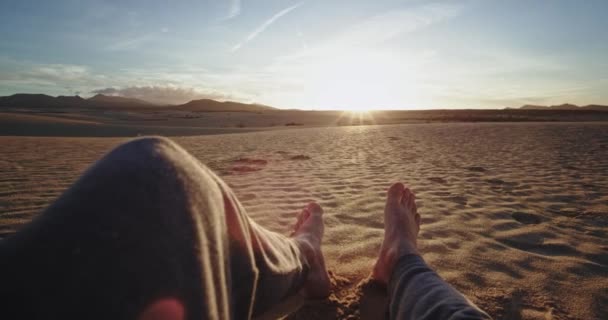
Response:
[91,85,232,104]
[341,3,461,45]
[0,60,245,103]
[105,34,155,51]
[0,64,107,87]
[274,3,462,66]
[226,0,241,19]
[231,2,303,52]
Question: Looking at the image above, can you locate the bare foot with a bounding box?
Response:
[292,202,331,299]
[372,183,421,285]
[138,299,184,320]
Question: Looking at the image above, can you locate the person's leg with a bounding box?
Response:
[0,137,329,320]
[373,183,491,320]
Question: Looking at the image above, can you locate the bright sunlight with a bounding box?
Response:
[295,50,419,111]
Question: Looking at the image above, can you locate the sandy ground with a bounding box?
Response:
[1,122,607,319]
[2,109,608,137]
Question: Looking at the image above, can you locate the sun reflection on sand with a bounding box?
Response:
[334,110,377,126]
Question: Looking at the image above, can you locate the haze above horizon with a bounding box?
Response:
[1,0,607,110]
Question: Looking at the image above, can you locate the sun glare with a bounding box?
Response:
[300,50,410,111]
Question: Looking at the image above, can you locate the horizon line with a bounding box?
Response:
[1,92,607,111]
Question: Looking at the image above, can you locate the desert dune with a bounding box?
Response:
[1,122,607,319]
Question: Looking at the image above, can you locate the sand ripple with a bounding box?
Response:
[1,122,607,319]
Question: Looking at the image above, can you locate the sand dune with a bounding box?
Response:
[1,122,607,319]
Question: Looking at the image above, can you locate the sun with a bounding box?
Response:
[309,71,394,112]
[298,50,411,111]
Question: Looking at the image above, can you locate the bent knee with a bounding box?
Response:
[120,136,180,156]
[91,136,218,187]
[108,136,183,165]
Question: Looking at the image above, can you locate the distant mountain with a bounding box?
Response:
[0,93,65,108]
[550,103,579,110]
[519,103,608,111]
[520,104,547,110]
[0,93,277,112]
[581,104,608,111]
[0,93,155,109]
[0,93,142,108]
[57,95,87,107]
[175,99,276,112]
[87,94,156,108]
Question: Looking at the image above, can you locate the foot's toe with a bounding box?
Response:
[292,209,308,234]
[306,202,323,216]
[387,182,405,204]
[138,299,184,320]
[401,188,415,208]
[293,202,324,240]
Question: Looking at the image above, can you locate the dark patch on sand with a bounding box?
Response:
[466,166,486,172]
[290,155,311,160]
[486,178,505,185]
[233,157,268,165]
[445,195,468,205]
[232,166,263,173]
[428,177,447,184]
[512,212,542,224]
[230,157,268,174]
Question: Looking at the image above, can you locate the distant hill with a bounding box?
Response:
[581,104,608,111]
[0,93,154,109]
[0,93,276,111]
[87,94,156,108]
[0,93,68,108]
[520,104,547,110]
[175,99,276,112]
[519,103,608,111]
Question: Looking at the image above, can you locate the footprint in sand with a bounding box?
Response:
[511,212,542,224]
[486,178,505,185]
[431,191,452,197]
[466,166,486,172]
[290,155,311,160]
[231,157,268,173]
[428,177,447,184]
[233,158,267,165]
[445,195,468,205]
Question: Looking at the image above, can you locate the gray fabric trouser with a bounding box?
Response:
[0,137,490,320]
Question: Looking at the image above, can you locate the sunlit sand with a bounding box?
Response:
[1,122,606,319]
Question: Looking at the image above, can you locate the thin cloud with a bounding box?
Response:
[343,3,462,45]
[226,0,241,19]
[0,63,108,87]
[319,3,462,50]
[91,85,233,105]
[274,3,462,65]
[231,2,303,52]
[105,34,154,51]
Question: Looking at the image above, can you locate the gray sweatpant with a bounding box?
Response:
[0,137,490,320]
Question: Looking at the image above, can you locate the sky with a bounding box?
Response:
[1,0,607,110]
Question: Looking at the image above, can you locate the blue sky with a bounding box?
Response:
[1,0,607,109]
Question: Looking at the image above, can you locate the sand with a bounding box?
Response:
[2,108,608,137]
[1,122,607,319]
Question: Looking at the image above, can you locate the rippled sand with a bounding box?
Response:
[1,122,607,319]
